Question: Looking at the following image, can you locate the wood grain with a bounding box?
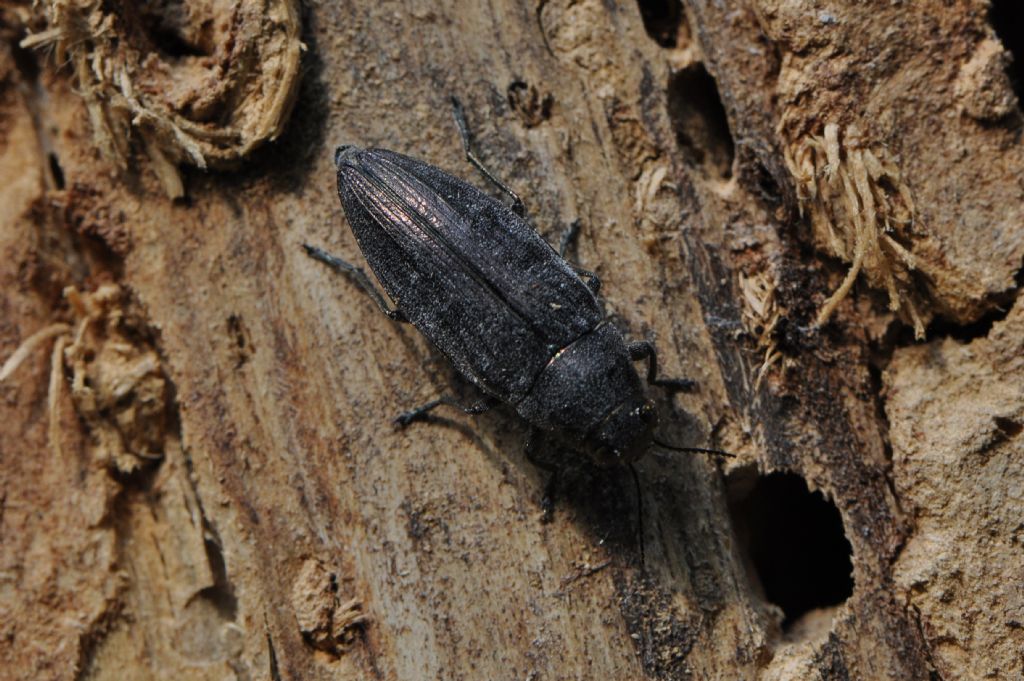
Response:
[2,1,1021,679]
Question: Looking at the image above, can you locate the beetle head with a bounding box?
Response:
[587,398,658,466]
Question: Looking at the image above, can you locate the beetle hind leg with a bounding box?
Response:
[303,244,408,322]
[627,340,696,392]
[394,394,496,428]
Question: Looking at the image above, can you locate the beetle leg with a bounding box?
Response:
[451,97,527,217]
[627,340,696,392]
[628,462,646,568]
[303,244,408,322]
[557,219,581,258]
[572,267,601,296]
[557,220,602,295]
[394,395,496,427]
[524,428,558,523]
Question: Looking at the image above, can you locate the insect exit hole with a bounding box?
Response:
[726,469,854,637]
[635,0,688,49]
[666,64,735,181]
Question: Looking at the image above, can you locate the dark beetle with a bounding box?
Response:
[305,105,694,467]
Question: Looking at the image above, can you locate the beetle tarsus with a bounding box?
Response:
[394,395,495,428]
[652,377,696,392]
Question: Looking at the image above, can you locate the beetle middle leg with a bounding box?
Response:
[557,219,582,259]
[627,340,696,392]
[558,219,602,295]
[451,97,526,217]
[570,267,600,296]
[303,244,408,322]
[394,394,497,427]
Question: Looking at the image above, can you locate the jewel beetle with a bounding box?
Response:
[305,100,710,467]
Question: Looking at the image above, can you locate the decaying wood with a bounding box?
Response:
[1,1,1021,679]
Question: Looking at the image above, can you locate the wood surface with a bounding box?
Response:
[1,1,1022,679]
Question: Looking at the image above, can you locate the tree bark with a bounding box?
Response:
[2,1,1022,680]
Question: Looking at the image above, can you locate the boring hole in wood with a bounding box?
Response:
[726,470,854,634]
[666,64,735,181]
[635,0,687,49]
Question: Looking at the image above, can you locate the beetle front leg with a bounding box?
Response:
[394,395,497,427]
[303,244,408,322]
[627,340,696,392]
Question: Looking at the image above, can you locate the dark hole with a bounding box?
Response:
[899,255,1023,344]
[922,269,1018,342]
[666,64,735,180]
[137,0,210,58]
[752,160,783,207]
[507,80,553,128]
[995,416,1023,440]
[48,153,65,190]
[10,41,40,82]
[114,389,135,410]
[727,471,854,630]
[148,27,207,58]
[636,0,685,48]
[199,534,238,619]
[990,0,1024,100]
[227,314,247,349]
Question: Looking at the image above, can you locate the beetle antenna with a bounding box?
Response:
[651,438,735,459]
[628,463,646,569]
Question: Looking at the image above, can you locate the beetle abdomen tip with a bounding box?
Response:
[334,145,362,167]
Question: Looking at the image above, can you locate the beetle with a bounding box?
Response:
[304,100,713,470]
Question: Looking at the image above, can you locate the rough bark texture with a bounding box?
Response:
[1,1,1022,680]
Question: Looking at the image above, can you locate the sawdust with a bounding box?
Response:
[738,269,782,390]
[0,283,168,473]
[782,123,924,338]
[20,0,302,198]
